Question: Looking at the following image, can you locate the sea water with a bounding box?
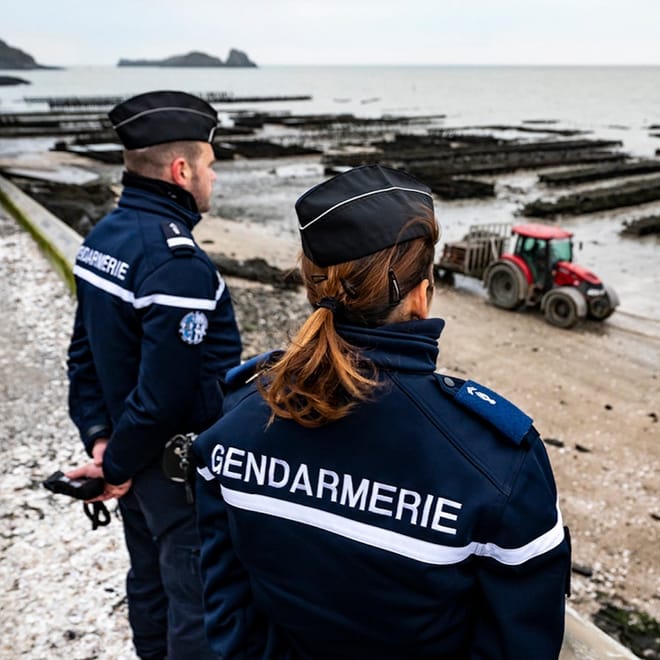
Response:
[1,65,659,322]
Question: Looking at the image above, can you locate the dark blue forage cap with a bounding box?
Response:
[296,165,434,267]
[109,90,218,149]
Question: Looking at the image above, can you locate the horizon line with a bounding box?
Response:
[22,61,660,69]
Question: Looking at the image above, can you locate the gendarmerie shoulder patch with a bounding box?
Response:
[179,311,208,345]
[435,374,533,445]
[161,221,195,255]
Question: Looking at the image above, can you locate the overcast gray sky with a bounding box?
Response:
[4,0,660,67]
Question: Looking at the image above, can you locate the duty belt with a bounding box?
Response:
[162,433,197,503]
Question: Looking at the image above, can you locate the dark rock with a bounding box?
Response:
[52,138,124,164]
[373,133,455,153]
[110,595,128,614]
[435,131,508,146]
[0,110,110,138]
[421,176,495,200]
[225,49,257,67]
[543,438,565,448]
[67,145,124,165]
[471,123,586,136]
[211,143,236,161]
[539,160,660,186]
[0,75,30,86]
[592,602,660,659]
[8,178,116,236]
[522,177,660,218]
[117,49,256,67]
[571,562,593,577]
[232,114,269,129]
[221,140,322,159]
[0,38,57,70]
[119,51,223,66]
[620,215,660,237]
[210,254,302,289]
[244,113,445,130]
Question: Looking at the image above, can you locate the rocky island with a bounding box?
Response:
[117,48,256,67]
[0,38,57,70]
[0,75,30,86]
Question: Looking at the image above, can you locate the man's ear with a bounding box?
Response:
[170,157,190,187]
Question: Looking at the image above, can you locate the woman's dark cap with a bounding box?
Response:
[296,165,434,267]
[109,90,218,150]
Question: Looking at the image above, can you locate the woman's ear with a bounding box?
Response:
[405,278,431,320]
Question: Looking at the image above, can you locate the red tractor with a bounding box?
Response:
[436,223,619,328]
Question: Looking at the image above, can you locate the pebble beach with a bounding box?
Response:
[0,202,312,659]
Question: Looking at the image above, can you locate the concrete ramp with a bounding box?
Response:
[560,606,637,659]
[0,172,82,291]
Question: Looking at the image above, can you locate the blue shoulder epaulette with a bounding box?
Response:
[160,221,196,256]
[435,373,533,445]
[224,350,283,391]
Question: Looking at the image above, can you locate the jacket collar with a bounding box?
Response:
[119,171,201,228]
[337,318,444,373]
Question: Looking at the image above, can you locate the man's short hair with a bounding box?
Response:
[123,141,204,178]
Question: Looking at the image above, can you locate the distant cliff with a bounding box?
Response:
[117,49,256,68]
[0,38,56,69]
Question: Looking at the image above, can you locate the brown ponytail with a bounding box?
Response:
[259,208,439,428]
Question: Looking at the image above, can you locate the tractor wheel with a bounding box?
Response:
[544,291,579,328]
[485,262,524,310]
[587,284,619,321]
[587,296,614,320]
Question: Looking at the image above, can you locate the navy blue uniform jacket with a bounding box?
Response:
[193,318,571,659]
[68,176,242,485]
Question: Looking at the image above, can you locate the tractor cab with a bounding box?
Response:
[511,224,574,292]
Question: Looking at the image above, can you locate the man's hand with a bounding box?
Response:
[92,437,108,468]
[66,463,132,502]
[64,437,109,480]
[91,478,132,502]
[66,462,104,481]
[66,441,132,502]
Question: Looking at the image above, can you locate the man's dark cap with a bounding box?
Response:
[296,164,434,267]
[109,90,218,150]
